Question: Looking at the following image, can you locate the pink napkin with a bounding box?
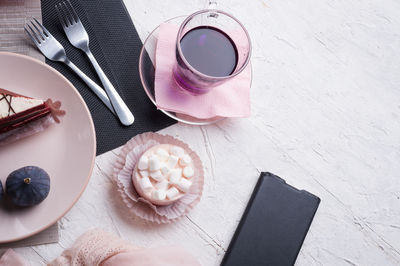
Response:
[155,23,251,119]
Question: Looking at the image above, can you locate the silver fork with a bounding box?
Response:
[24,18,115,115]
[56,0,134,126]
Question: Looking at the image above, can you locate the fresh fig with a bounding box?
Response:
[6,166,50,207]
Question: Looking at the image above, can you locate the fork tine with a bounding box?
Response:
[24,26,40,46]
[26,23,42,44]
[30,20,46,40]
[33,18,50,37]
[55,4,68,28]
[61,1,74,25]
[65,0,79,22]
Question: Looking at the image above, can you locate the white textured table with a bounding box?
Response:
[8,0,400,265]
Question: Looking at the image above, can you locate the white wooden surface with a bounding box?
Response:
[8,0,400,265]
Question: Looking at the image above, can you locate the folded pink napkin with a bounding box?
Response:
[155,23,251,119]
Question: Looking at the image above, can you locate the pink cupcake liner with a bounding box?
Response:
[113,132,204,224]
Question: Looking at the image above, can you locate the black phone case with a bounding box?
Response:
[221,172,320,266]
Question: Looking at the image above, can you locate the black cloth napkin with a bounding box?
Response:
[41,0,176,155]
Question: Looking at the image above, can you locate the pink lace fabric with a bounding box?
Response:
[113,132,204,224]
[48,229,137,266]
[47,229,200,266]
[102,246,201,266]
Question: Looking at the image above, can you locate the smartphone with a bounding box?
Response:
[221,172,320,266]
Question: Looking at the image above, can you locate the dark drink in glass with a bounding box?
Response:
[180,26,238,77]
[173,9,251,95]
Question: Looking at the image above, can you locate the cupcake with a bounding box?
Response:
[132,144,195,206]
[113,132,204,223]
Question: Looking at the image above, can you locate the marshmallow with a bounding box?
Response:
[179,154,192,167]
[183,166,194,178]
[167,155,179,168]
[139,170,149,178]
[170,146,184,157]
[166,187,180,199]
[169,168,182,184]
[160,163,171,176]
[150,170,164,182]
[152,189,166,201]
[155,179,169,190]
[134,144,196,204]
[138,156,149,170]
[140,177,153,191]
[177,178,192,192]
[149,155,160,171]
[156,148,169,161]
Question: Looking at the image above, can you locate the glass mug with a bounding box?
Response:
[173,8,251,95]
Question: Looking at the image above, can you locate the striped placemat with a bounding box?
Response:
[0,0,44,61]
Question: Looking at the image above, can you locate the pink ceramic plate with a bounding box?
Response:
[0,52,96,243]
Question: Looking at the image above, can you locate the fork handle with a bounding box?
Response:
[86,50,134,126]
[64,59,116,115]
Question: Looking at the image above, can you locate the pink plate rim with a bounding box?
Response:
[0,52,96,243]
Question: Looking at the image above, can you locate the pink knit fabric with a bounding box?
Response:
[47,229,200,266]
[102,247,201,266]
[0,230,200,266]
[48,229,137,266]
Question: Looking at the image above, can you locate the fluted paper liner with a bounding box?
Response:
[113,132,204,224]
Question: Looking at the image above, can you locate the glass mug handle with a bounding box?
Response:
[206,0,217,9]
[205,0,218,18]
